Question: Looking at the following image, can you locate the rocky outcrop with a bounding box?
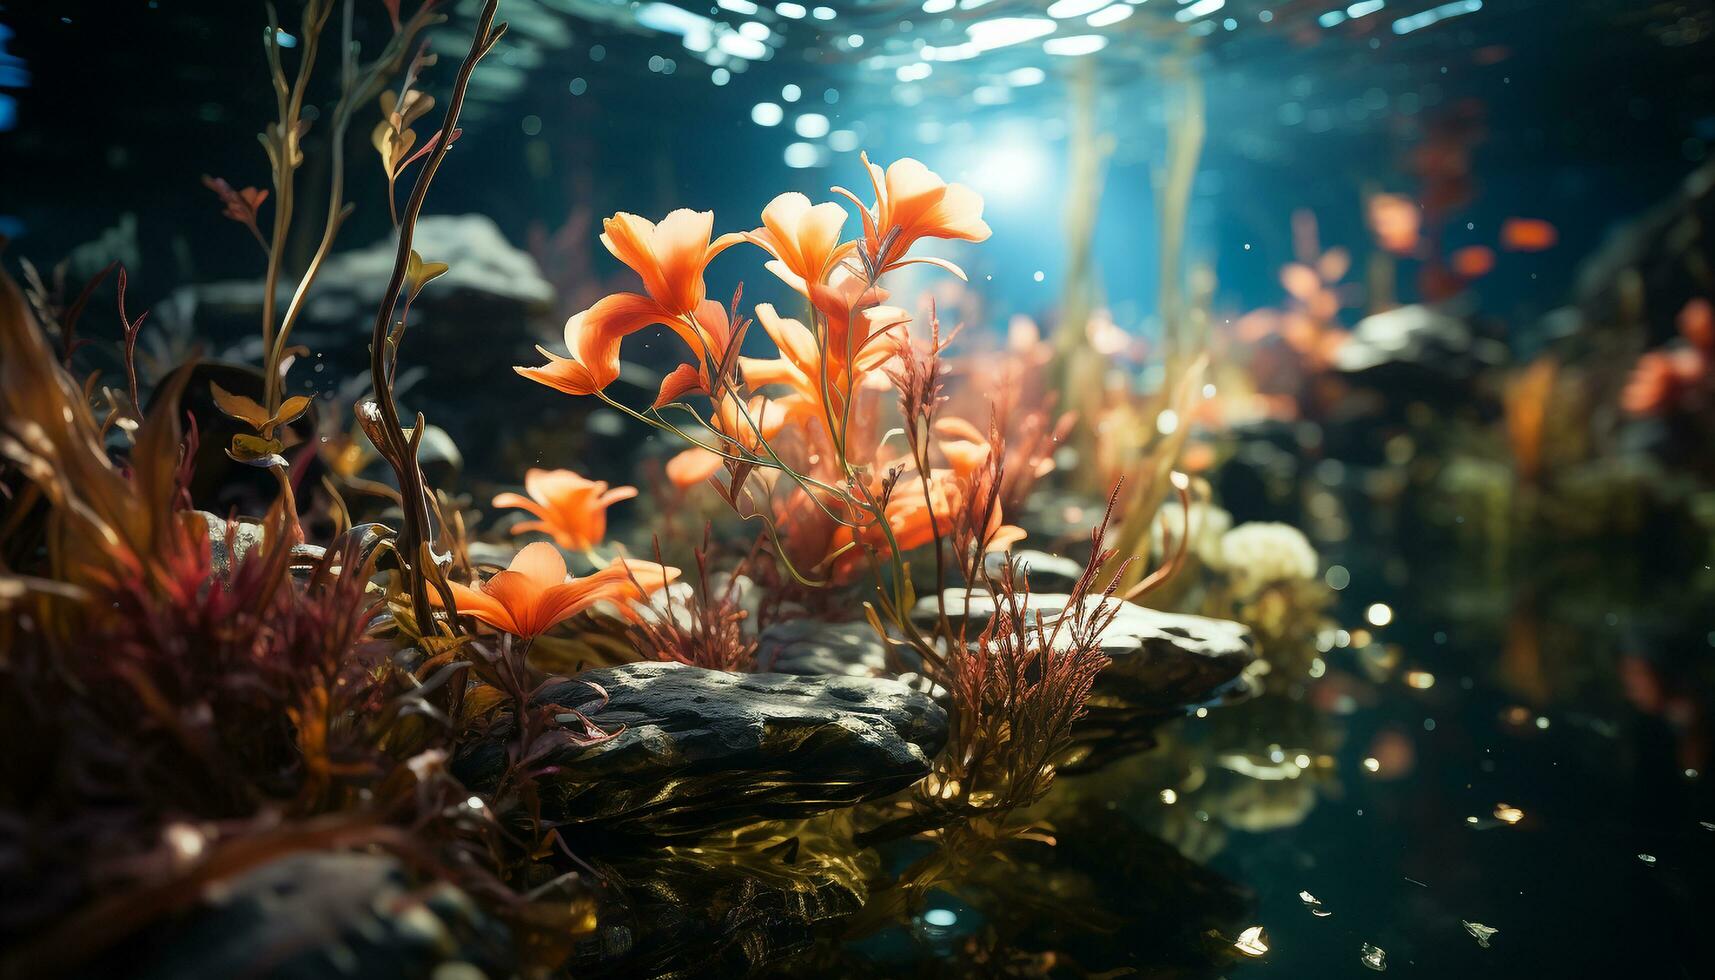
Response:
[454,661,947,836]
[912,590,1257,768]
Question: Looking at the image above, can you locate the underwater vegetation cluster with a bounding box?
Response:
[4,0,1715,977]
[0,3,1294,976]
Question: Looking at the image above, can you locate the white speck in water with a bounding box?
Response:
[1638,853,1657,865]
[1360,942,1387,971]
[1234,925,1269,956]
[923,907,956,927]
[1463,920,1499,948]
[1299,890,1331,916]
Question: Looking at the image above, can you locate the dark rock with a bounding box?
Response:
[757,619,892,677]
[912,590,1257,769]
[455,661,947,835]
[130,852,507,980]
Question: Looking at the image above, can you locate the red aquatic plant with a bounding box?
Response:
[629,531,760,672]
[200,174,270,252]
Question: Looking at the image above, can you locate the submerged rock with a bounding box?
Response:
[455,661,947,835]
[912,589,1257,768]
[131,852,507,980]
[757,619,892,677]
[195,509,326,578]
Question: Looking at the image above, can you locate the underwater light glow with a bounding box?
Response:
[966,17,1057,51]
[634,2,713,38]
[1006,66,1046,86]
[897,62,933,81]
[782,83,802,101]
[1347,0,1386,18]
[1318,10,1347,28]
[1391,0,1481,35]
[924,908,958,927]
[775,2,808,18]
[828,128,859,151]
[1175,0,1224,22]
[923,42,981,62]
[750,101,783,126]
[1366,602,1394,627]
[1046,0,1110,18]
[717,0,758,12]
[1087,4,1135,26]
[923,0,957,11]
[1044,34,1108,56]
[812,5,837,19]
[783,141,825,168]
[717,33,769,59]
[737,21,771,41]
[794,112,830,137]
[965,139,1051,202]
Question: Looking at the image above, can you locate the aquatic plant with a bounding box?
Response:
[436,541,677,641]
[515,151,1017,662]
[630,531,761,672]
[491,467,636,554]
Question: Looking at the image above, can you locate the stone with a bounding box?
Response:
[757,619,891,677]
[195,510,326,578]
[984,548,1086,592]
[912,589,1257,769]
[454,661,947,835]
[130,852,507,980]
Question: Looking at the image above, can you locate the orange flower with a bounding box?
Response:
[1451,245,1495,279]
[665,393,790,488]
[602,209,743,316]
[1620,351,1675,416]
[746,192,853,294]
[1679,298,1713,351]
[516,209,741,399]
[518,296,734,400]
[439,542,679,639]
[492,468,637,552]
[740,296,908,428]
[1367,193,1421,255]
[1500,217,1557,252]
[833,152,990,278]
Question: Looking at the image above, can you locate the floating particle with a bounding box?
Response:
[1405,670,1436,689]
[1701,821,1714,831]
[1234,925,1269,956]
[1160,788,1178,804]
[1300,890,1332,916]
[1638,853,1657,865]
[1462,921,1499,948]
[1493,803,1523,825]
[1360,942,1387,971]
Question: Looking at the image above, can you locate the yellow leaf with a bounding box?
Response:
[272,394,313,429]
[228,432,285,466]
[210,381,270,429]
[405,249,450,299]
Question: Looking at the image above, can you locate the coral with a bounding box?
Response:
[1218,522,1320,598]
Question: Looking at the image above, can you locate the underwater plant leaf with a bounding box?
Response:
[209,381,271,429]
[227,432,286,468]
[272,394,313,429]
[653,362,707,408]
[404,249,449,300]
